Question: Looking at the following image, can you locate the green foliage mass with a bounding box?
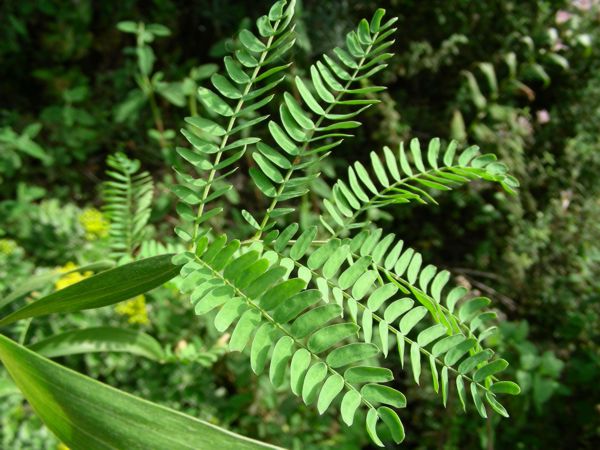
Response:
[0,0,599,448]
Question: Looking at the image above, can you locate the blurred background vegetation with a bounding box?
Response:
[0,0,599,448]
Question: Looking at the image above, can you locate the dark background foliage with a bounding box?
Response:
[1,0,599,448]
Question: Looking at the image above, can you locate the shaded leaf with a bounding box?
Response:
[0,334,280,450]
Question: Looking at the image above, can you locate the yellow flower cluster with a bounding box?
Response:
[54,262,92,291]
[57,443,70,450]
[0,239,17,255]
[79,208,110,241]
[115,295,149,325]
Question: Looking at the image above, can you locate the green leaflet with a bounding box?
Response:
[316,61,345,92]
[290,348,311,395]
[417,324,447,347]
[444,338,477,366]
[302,362,328,405]
[269,336,294,386]
[470,383,488,418]
[490,381,521,396]
[340,390,361,426]
[257,142,291,169]
[456,375,467,411]
[311,66,335,103]
[344,366,393,384]
[192,284,230,315]
[441,366,449,407]
[289,226,317,260]
[430,270,450,302]
[185,116,226,136]
[458,349,493,374]
[397,338,405,368]
[429,354,439,393]
[223,250,260,280]
[418,264,436,292]
[283,92,314,129]
[406,252,422,284]
[250,167,277,197]
[399,306,427,335]
[379,320,389,357]
[253,153,284,183]
[473,359,509,382]
[338,256,372,290]
[365,408,384,447]
[214,298,246,332]
[395,248,414,276]
[211,240,241,271]
[367,284,398,311]
[378,407,405,444]
[290,304,342,338]
[362,309,373,343]
[326,343,379,368]
[211,73,242,99]
[446,286,468,313]
[410,342,421,385]
[251,323,277,374]
[197,87,234,116]
[275,223,299,252]
[323,245,351,278]
[308,323,359,353]
[351,270,378,299]
[360,229,383,255]
[229,309,261,352]
[485,392,509,418]
[307,239,341,269]
[370,8,386,32]
[239,29,267,53]
[432,334,465,357]
[237,259,271,289]
[269,121,297,155]
[259,278,306,310]
[458,297,492,322]
[361,384,406,408]
[295,76,325,115]
[370,152,389,187]
[244,266,287,298]
[317,374,345,414]
[271,289,321,323]
[383,298,414,322]
[427,138,440,169]
[280,103,309,142]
